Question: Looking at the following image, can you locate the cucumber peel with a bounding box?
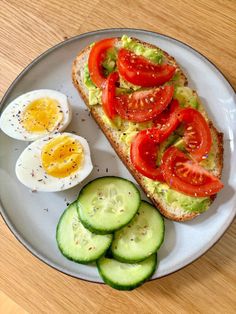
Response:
[97,254,157,291]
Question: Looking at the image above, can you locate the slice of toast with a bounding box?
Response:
[72,37,223,221]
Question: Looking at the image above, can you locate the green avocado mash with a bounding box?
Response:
[174,86,199,109]
[89,88,102,105]
[84,63,96,89]
[157,133,180,165]
[83,64,102,105]
[101,115,122,130]
[119,76,141,91]
[121,35,163,64]
[143,179,211,213]
[120,121,153,146]
[102,47,118,75]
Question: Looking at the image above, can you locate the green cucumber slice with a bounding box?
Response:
[56,202,113,264]
[111,201,165,262]
[97,254,157,290]
[77,176,141,234]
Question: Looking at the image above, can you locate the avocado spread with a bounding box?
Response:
[174,86,198,109]
[84,64,102,105]
[83,35,215,214]
[143,179,211,213]
[102,47,117,75]
[121,35,163,64]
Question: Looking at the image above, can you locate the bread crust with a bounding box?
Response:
[72,38,224,222]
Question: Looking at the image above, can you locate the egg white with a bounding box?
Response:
[15,132,93,192]
[0,89,72,141]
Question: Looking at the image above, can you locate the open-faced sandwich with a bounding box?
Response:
[72,35,224,221]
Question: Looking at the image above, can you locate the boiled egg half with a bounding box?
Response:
[15,132,93,192]
[0,90,72,141]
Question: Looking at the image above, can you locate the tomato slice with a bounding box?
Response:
[115,85,174,122]
[88,38,116,88]
[117,48,176,87]
[177,108,212,161]
[153,99,181,141]
[102,72,119,119]
[161,147,223,197]
[130,129,164,181]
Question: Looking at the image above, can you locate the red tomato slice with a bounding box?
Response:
[117,48,176,87]
[102,72,119,119]
[130,129,164,181]
[115,85,174,122]
[161,147,224,197]
[88,38,116,88]
[153,99,181,141]
[177,108,212,161]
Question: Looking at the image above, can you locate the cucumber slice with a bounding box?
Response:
[111,201,164,263]
[56,202,113,264]
[97,254,157,290]
[77,176,141,234]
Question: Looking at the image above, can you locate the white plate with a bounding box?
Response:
[0,29,235,283]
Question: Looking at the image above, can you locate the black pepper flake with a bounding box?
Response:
[66,202,70,206]
[106,168,108,173]
[43,208,49,212]
[81,119,86,122]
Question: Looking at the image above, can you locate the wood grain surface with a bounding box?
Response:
[0,0,235,313]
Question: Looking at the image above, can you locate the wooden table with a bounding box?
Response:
[0,1,235,313]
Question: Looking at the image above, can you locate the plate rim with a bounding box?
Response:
[0,27,235,284]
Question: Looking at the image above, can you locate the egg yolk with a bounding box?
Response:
[21,97,63,133]
[41,135,84,178]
